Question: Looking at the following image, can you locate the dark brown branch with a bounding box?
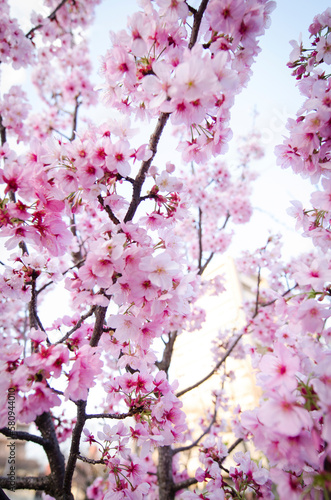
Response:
[226,437,243,456]
[85,411,133,420]
[173,476,198,492]
[0,427,47,447]
[198,213,230,275]
[56,306,96,345]
[254,266,261,318]
[98,195,120,225]
[63,400,87,498]
[89,305,108,347]
[198,251,214,276]
[176,333,243,398]
[0,114,6,145]
[35,412,65,498]
[186,2,197,15]
[124,112,170,223]
[155,331,178,374]
[188,0,211,49]
[260,284,298,309]
[173,404,217,455]
[198,207,203,272]
[26,0,69,39]
[0,488,10,500]
[77,455,105,465]
[0,476,50,491]
[29,272,46,333]
[36,258,87,297]
[70,95,81,142]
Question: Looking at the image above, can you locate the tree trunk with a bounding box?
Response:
[157,445,175,500]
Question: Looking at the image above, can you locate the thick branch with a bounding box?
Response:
[63,400,86,499]
[176,333,243,397]
[89,305,108,347]
[124,112,170,223]
[29,273,46,333]
[0,114,6,146]
[155,331,177,374]
[26,0,69,39]
[158,446,175,500]
[188,0,211,49]
[0,476,50,491]
[35,412,65,498]
[0,427,47,447]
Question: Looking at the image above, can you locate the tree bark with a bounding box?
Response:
[157,445,175,500]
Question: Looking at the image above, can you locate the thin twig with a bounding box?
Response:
[176,333,243,398]
[55,306,96,345]
[198,207,203,272]
[70,96,81,142]
[254,266,261,318]
[98,195,120,225]
[226,437,243,456]
[26,0,69,39]
[173,404,217,455]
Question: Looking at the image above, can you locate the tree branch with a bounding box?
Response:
[0,476,50,491]
[98,195,120,225]
[188,0,211,49]
[0,427,47,447]
[155,331,178,375]
[63,400,87,498]
[56,305,96,345]
[173,404,217,455]
[35,412,65,498]
[124,112,170,223]
[77,454,105,465]
[0,114,6,146]
[173,476,198,492]
[29,272,46,333]
[85,411,133,420]
[198,213,230,275]
[198,207,203,272]
[26,0,70,39]
[176,333,243,398]
[89,305,108,348]
[226,437,243,456]
[70,95,81,142]
[254,265,261,318]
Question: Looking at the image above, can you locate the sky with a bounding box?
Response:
[87,0,330,260]
[4,0,331,264]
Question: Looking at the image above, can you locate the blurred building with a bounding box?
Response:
[169,255,261,471]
